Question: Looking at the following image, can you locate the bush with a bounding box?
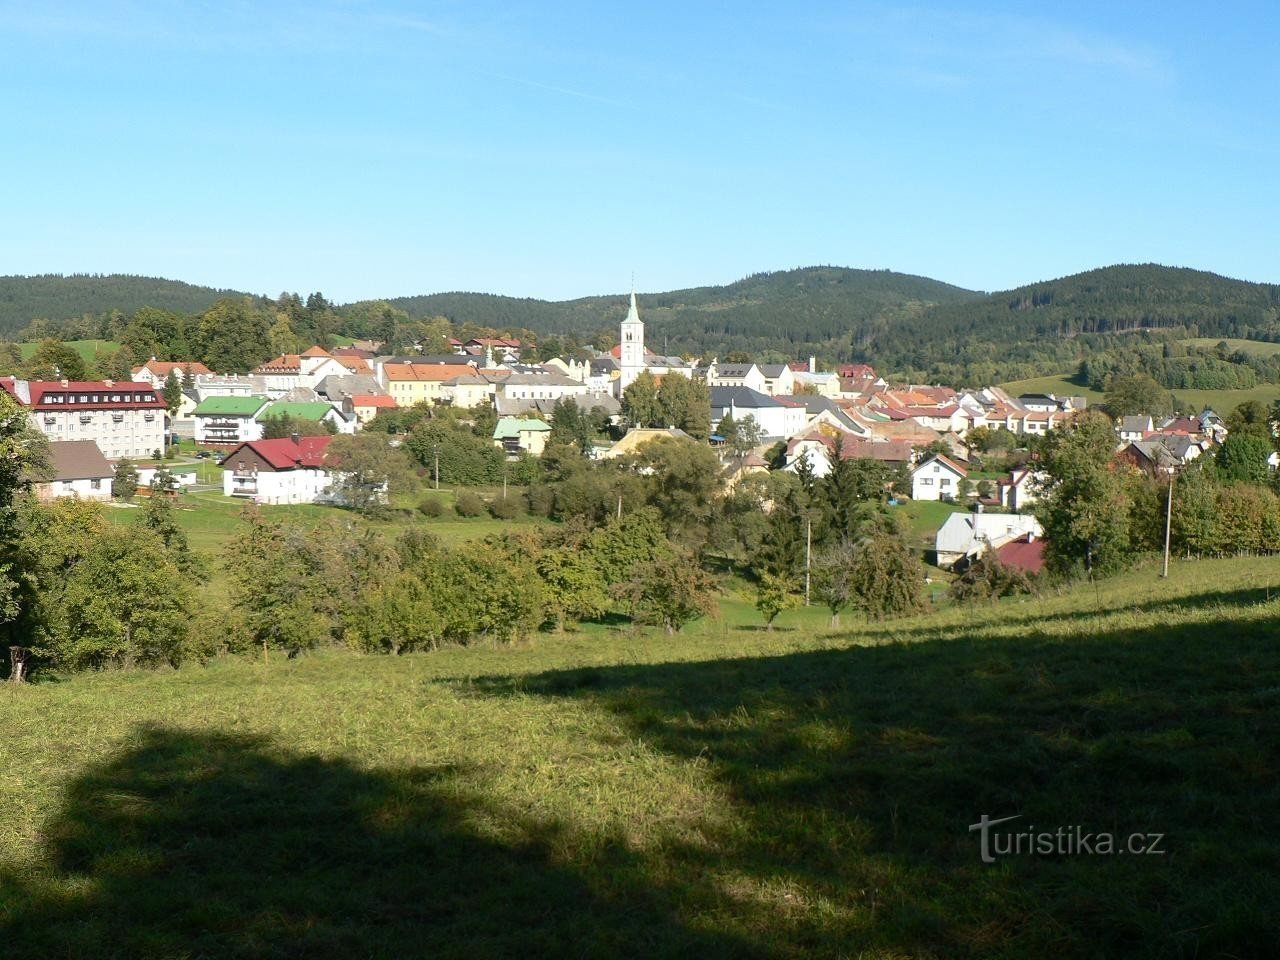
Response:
[417,496,449,517]
[488,497,521,520]
[454,491,487,517]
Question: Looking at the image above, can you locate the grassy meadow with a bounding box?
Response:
[1000,371,1279,415]
[16,338,121,364]
[2,544,1278,958]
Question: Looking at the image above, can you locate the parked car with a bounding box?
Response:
[194,450,212,459]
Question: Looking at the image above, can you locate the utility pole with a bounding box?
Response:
[434,444,440,490]
[1162,471,1174,578]
[616,491,622,520]
[804,517,812,606]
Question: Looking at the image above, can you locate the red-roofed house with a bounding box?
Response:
[995,534,1046,575]
[132,358,214,389]
[345,394,398,425]
[221,435,337,504]
[784,429,916,478]
[2,377,166,460]
[910,453,968,501]
[252,347,349,396]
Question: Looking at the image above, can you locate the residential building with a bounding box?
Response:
[379,362,478,407]
[192,396,271,445]
[344,394,398,426]
[3,377,166,460]
[493,417,552,457]
[597,427,696,460]
[1118,415,1154,443]
[131,358,213,390]
[784,430,915,478]
[705,362,768,394]
[710,386,807,440]
[757,364,795,396]
[252,347,349,397]
[33,440,113,501]
[221,435,337,504]
[497,372,590,403]
[996,466,1047,511]
[935,512,1043,569]
[261,400,354,434]
[910,453,968,501]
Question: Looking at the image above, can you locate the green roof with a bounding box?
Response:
[192,396,270,416]
[493,417,552,440]
[264,401,337,421]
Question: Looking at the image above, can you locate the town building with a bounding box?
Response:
[2,377,166,460]
[221,435,337,504]
[192,396,271,445]
[33,440,113,501]
[910,454,968,502]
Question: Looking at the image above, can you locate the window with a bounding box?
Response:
[919,477,933,486]
[940,478,952,488]
[91,479,101,490]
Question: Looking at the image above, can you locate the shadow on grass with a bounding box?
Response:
[474,609,1280,959]
[0,728,753,960]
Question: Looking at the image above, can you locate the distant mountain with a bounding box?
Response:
[0,274,252,336]
[385,266,984,360]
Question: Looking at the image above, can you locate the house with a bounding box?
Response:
[496,372,590,403]
[791,370,841,398]
[757,364,795,396]
[1118,415,1154,443]
[131,359,213,390]
[192,374,270,400]
[1017,393,1062,413]
[192,396,271,445]
[996,466,1046,511]
[345,394,398,425]
[221,435,337,504]
[597,427,696,460]
[379,362,480,407]
[710,386,808,440]
[543,356,590,383]
[911,453,967,501]
[935,512,1043,569]
[438,374,496,409]
[462,337,523,361]
[33,440,113,502]
[492,417,553,457]
[261,400,354,434]
[995,535,1047,575]
[1116,439,1178,476]
[252,347,349,397]
[705,362,767,394]
[784,429,915,478]
[3,377,167,460]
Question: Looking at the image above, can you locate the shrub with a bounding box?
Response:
[454,491,487,517]
[417,496,449,517]
[488,497,521,520]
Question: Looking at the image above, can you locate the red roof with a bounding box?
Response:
[133,359,212,378]
[995,535,1045,574]
[3,379,165,411]
[224,435,334,470]
[301,346,331,358]
[916,453,968,477]
[786,430,915,464]
[351,394,397,407]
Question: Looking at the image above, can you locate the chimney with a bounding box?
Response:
[104,379,113,388]
[291,431,301,446]
[808,356,816,373]
[60,378,69,387]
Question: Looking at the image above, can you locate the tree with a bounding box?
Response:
[621,370,662,427]
[725,414,764,459]
[143,474,198,575]
[1034,411,1132,577]
[162,370,184,416]
[657,374,711,440]
[848,528,926,619]
[0,392,49,642]
[1104,374,1171,418]
[548,398,593,453]
[812,540,856,627]
[948,554,1036,603]
[536,547,608,630]
[323,433,414,517]
[754,571,796,630]
[1216,432,1273,484]
[25,338,87,381]
[630,435,723,543]
[112,459,139,501]
[612,551,718,634]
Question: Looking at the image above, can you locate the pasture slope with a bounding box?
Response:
[1,556,1278,958]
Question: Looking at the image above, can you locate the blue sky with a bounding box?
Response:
[1,1,1276,302]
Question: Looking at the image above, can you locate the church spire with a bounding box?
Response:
[626,288,640,324]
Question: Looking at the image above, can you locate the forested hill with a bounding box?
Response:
[0,274,251,335]
[386,267,984,359]
[871,264,1280,384]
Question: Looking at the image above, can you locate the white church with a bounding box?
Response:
[614,291,695,397]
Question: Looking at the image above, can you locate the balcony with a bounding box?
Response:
[229,472,258,496]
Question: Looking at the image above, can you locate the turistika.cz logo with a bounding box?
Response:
[969,815,1166,863]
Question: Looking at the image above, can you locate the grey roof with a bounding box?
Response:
[590,357,618,374]
[1120,415,1153,432]
[713,364,758,379]
[498,372,584,387]
[315,374,383,401]
[758,364,790,377]
[799,395,860,431]
[45,440,112,480]
[710,385,783,410]
[495,393,621,418]
[1162,435,1200,461]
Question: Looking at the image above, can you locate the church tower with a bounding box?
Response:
[618,289,645,394]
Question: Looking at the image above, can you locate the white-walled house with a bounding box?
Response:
[193,396,271,444]
[710,386,808,440]
[221,435,337,504]
[935,512,1043,569]
[910,454,968,501]
[33,440,113,502]
[2,377,167,460]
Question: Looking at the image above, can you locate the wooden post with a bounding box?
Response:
[9,646,29,683]
[1162,472,1174,579]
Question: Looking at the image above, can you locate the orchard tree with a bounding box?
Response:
[112,459,140,501]
[754,572,796,631]
[621,370,662,427]
[324,433,414,517]
[812,540,856,628]
[163,370,184,416]
[613,551,718,634]
[849,528,926,620]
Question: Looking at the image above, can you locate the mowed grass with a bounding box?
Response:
[2,555,1279,958]
[16,338,120,363]
[1001,371,1280,414]
[1181,336,1280,357]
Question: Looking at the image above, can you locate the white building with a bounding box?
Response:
[221,435,338,504]
[618,290,646,395]
[910,453,968,502]
[935,512,1043,569]
[33,440,113,501]
[192,396,271,445]
[3,377,167,460]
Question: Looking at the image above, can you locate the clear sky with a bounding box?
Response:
[1,1,1276,302]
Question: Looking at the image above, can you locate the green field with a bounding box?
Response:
[16,339,120,364]
[2,550,1278,957]
[1181,337,1280,357]
[1001,371,1279,415]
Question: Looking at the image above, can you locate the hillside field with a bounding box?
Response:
[16,339,121,364]
[2,552,1277,958]
[1000,371,1280,415]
